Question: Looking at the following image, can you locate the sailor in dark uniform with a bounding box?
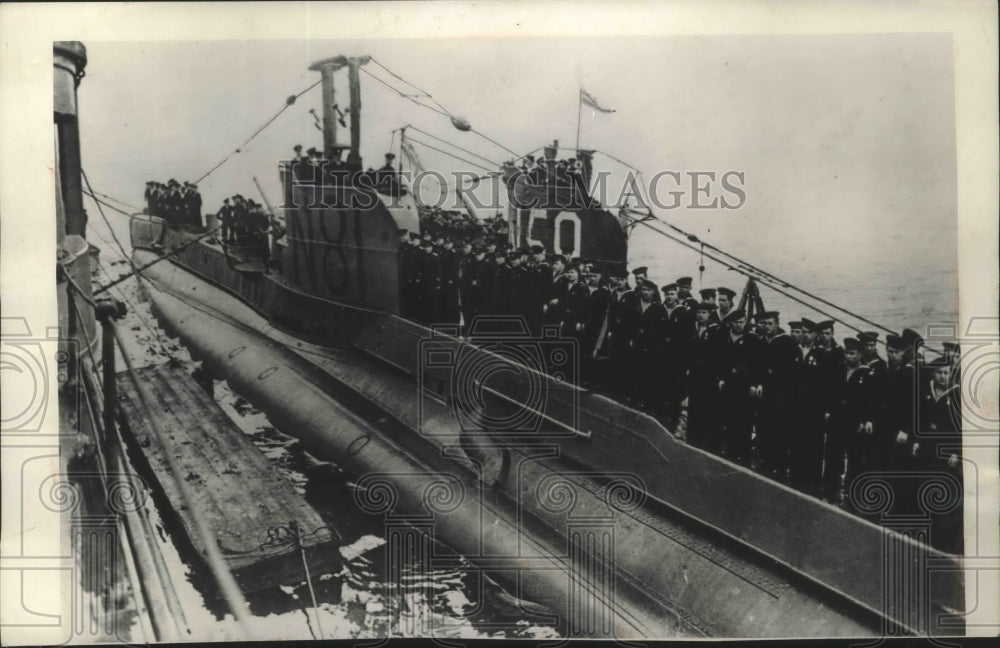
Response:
[556,264,587,339]
[917,362,963,553]
[882,332,920,514]
[660,283,690,423]
[579,265,611,383]
[602,269,635,392]
[715,309,764,463]
[459,243,485,331]
[439,238,460,326]
[941,341,961,388]
[217,197,234,244]
[631,267,660,303]
[544,255,569,326]
[526,245,550,335]
[836,338,879,508]
[798,318,817,360]
[699,289,720,325]
[376,152,399,194]
[493,248,514,317]
[792,318,835,495]
[676,276,697,309]
[420,239,441,324]
[686,301,721,450]
[788,320,804,347]
[717,286,737,322]
[816,320,847,501]
[629,280,669,413]
[758,311,801,481]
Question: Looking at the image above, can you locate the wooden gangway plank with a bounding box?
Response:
[116,360,342,594]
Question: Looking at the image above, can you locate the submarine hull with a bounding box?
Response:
[133,243,948,638]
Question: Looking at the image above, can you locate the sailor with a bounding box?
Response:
[757,311,801,481]
[660,283,689,423]
[837,338,878,509]
[883,332,919,514]
[917,362,963,553]
[521,245,549,335]
[816,320,847,501]
[420,238,442,324]
[798,317,817,359]
[628,280,669,412]
[676,276,698,309]
[144,181,156,215]
[405,233,426,319]
[290,144,311,183]
[791,318,829,496]
[459,241,482,333]
[717,286,737,321]
[687,301,721,450]
[216,197,234,244]
[631,267,660,303]
[941,341,961,389]
[376,152,399,194]
[699,289,720,325]
[493,247,514,317]
[579,265,611,383]
[509,249,533,322]
[439,237,460,326]
[788,320,804,347]
[556,263,587,339]
[602,269,636,392]
[544,255,569,326]
[232,194,250,246]
[186,182,203,229]
[715,309,763,464]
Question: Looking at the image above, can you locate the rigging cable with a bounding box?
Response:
[403,135,495,173]
[402,124,500,168]
[194,79,322,185]
[364,58,521,159]
[83,190,135,217]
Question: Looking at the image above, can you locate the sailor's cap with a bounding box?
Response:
[843,338,863,352]
[717,286,737,299]
[723,308,746,324]
[886,334,906,351]
[857,331,879,343]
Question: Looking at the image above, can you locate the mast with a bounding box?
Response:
[308,55,370,165]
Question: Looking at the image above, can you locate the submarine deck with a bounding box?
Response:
[115,360,342,594]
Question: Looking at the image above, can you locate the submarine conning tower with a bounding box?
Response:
[278,55,409,314]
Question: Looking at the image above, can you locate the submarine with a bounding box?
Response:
[124,54,965,638]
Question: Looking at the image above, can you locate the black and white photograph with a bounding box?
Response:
[2,2,998,644]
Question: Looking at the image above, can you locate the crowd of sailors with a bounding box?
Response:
[211,193,283,255]
[144,179,203,228]
[284,145,404,196]
[398,227,963,553]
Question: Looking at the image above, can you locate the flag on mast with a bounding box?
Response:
[580,88,616,114]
